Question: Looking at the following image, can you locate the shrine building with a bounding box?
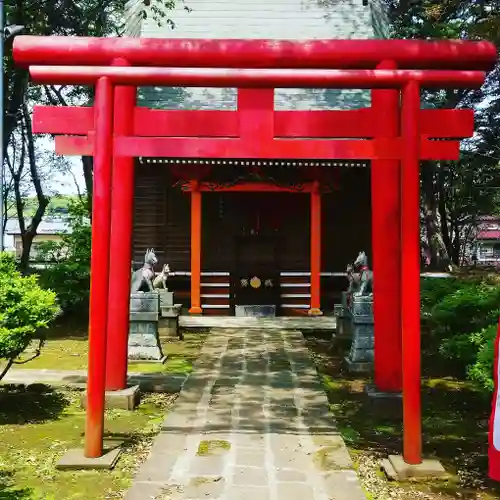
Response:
[126,0,387,315]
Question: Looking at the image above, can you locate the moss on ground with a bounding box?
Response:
[0,387,176,500]
[307,333,500,500]
[15,327,207,375]
[196,440,231,456]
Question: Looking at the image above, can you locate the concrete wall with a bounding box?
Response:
[127,0,388,111]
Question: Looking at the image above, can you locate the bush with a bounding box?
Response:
[0,253,60,373]
[467,323,497,393]
[431,282,500,343]
[421,276,473,313]
[424,276,500,392]
[37,199,91,314]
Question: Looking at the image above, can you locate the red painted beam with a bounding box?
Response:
[55,135,460,161]
[28,66,487,89]
[182,181,316,192]
[401,79,423,465]
[84,77,114,459]
[32,105,474,139]
[14,36,497,70]
[105,59,136,392]
[371,60,402,393]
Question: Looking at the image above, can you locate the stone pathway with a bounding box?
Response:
[125,328,366,500]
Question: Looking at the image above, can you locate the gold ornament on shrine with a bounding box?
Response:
[250,276,261,288]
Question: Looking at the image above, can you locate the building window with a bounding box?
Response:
[479,245,491,256]
[493,243,500,258]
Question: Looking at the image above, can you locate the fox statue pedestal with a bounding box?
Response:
[157,289,182,339]
[334,291,352,340]
[128,292,166,363]
[345,294,374,373]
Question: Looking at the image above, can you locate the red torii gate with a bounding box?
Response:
[13,36,496,468]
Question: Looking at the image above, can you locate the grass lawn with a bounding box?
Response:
[306,333,500,500]
[0,387,176,500]
[0,322,208,498]
[15,319,207,375]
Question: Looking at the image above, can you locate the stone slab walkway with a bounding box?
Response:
[125,328,366,500]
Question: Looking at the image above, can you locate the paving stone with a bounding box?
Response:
[189,456,227,476]
[276,482,315,499]
[182,476,226,499]
[276,468,308,482]
[149,433,188,455]
[230,466,269,486]
[134,453,179,482]
[235,449,267,467]
[274,447,316,470]
[232,432,266,448]
[322,470,368,500]
[223,485,270,500]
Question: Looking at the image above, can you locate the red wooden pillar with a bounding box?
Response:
[105,59,136,391]
[189,181,202,315]
[85,76,114,458]
[401,79,422,465]
[309,181,322,316]
[371,60,402,392]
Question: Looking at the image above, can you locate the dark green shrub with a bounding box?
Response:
[423,277,500,392]
[0,252,60,375]
[467,323,497,393]
[421,276,475,313]
[37,199,91,314]
[429,282,500,341]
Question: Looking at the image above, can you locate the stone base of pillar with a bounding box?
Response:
[364,384,402,399]
[382,455,448,481]
[308,308,323,316]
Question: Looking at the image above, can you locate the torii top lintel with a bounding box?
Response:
[13,36,497,71]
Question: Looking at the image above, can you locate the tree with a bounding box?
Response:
[3,0,186,264]
[387,0,500,267]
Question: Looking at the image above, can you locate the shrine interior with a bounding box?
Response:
[132,158,372,315]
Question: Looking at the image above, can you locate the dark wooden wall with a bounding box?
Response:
[132,163,372,272]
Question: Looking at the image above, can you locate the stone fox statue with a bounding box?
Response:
[153,263,171,289]
[346,263,361,295]
[130,248,158,292]
[353,250,373,296]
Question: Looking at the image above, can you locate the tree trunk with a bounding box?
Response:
[3,70,29,161]
[421,160,450,269]
[82,156,93,217]
[19,103,49,272]
[437,165,452,258]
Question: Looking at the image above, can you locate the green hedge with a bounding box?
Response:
[422,276,500,392]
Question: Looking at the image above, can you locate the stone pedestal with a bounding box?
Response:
[128,292,165,362]
[334,292,353,342]
[157,288,182,339]
[158,289,174,307]
[158,317,180,338]
[345,294,374,373]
